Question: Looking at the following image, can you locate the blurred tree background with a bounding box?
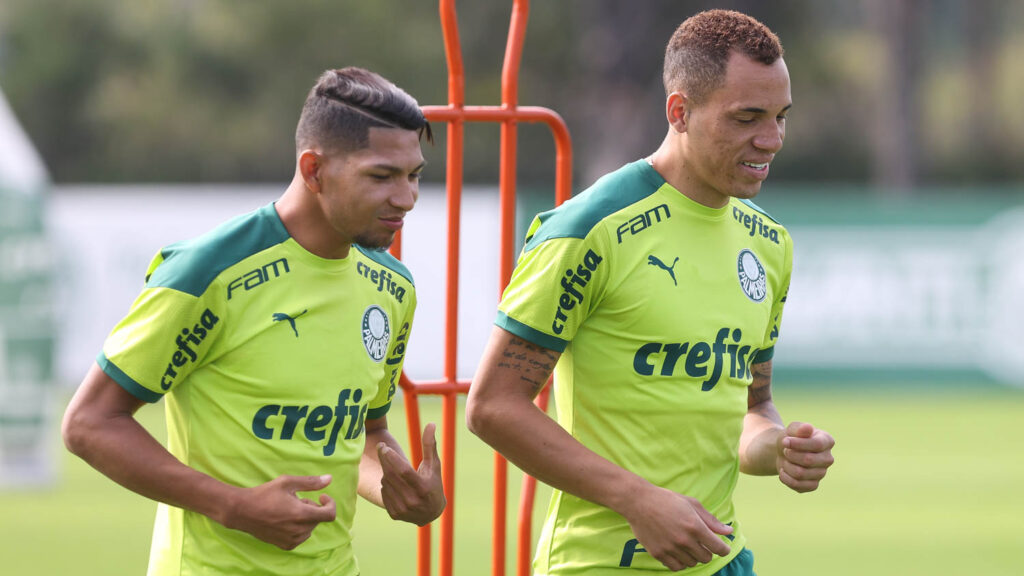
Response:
[1,0,1022,190]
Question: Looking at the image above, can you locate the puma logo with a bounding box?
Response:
[647,255,679,286]
[272,310,308,337]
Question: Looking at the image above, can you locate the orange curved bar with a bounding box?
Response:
[438,0,465,107]
[400,0,572,575]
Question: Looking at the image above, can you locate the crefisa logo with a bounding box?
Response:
[362,305,391,362]
[737,249,767,302]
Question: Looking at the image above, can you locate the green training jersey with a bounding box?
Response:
[98,202,416,576]
[497,160,792,575]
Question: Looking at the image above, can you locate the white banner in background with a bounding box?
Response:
[48,187,1024,388]
[781,206,1024,384]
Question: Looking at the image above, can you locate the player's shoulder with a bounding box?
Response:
[524,160,663,251]
[146,202,291,297]
[353,245,415,287]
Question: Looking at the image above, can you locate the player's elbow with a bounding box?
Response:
[464,393,488,438]
[61,398,109,459]
[61,404,91,457]
[464,388,502,443]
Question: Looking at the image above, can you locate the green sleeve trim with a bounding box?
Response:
[355,245,415,286]
[752,346,775,364]
[147,203,291,296]
[495,311,567,353]
[366,403,391,420]
[97,352,163,403]
[524,160,660,251]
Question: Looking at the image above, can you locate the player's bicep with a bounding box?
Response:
[472,326,561,401]
[70,363,148,418]
[62,363,147,452]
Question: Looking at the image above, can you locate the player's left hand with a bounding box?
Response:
[776,421,835,493]
[378,423,446,526]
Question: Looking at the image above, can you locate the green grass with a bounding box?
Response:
[2,386,1022,575]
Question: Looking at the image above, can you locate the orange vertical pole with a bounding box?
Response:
[401,1,573,574]
[391,212,432,576]
[438,1,465,576]
[491,1,530,574]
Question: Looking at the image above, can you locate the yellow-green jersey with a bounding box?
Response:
[497,160,792,575]
[98,202,415,576]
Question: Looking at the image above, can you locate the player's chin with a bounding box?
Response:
[354,232,397,250]
[730,182,764,199]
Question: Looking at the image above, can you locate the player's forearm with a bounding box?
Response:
[467,386,650,517]
[739,402,784,475]
[63,407,239,523]
[357,426,404,507]
[739,359,784,475]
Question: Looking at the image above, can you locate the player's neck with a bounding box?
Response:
[276,177,353,260]
[649,134,729,209]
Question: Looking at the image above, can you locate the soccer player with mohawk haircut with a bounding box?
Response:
[63,67,445,576]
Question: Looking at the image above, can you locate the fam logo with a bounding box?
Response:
[616,203,670,244]
[737,249,767,302]
[228,258,290,300]
[362,305,391,362]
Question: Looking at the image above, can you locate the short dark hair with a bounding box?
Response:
[295,67,432,154]
[663,10,784,104]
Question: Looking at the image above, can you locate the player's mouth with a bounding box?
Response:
[379,216,405,231]
[741,161,770,179]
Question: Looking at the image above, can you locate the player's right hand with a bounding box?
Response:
[224,474,337,550]
[377,423,446,526]
[621,485,733,571]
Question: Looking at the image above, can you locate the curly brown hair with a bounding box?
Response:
[663,10,784,104]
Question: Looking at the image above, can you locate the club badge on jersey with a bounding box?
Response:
[737,249,767,302]
[362,305,391,362]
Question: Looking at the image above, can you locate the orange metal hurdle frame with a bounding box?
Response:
[388,1,572,575]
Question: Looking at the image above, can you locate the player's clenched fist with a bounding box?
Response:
[378,423,446,526]
[776,422,835,493]
[223,474,337,550]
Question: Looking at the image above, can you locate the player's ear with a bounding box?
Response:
[666,91,689,134]
[298,150,323,194]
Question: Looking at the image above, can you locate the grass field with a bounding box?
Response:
[2,385,1022,575]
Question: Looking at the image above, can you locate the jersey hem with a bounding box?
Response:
[495,311,567,353]
[752,345,775,363]
[97,352,162,403]
[366,402,391,421]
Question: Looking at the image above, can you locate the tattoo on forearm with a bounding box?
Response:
[748,361,773,409]
[496,336,558,393]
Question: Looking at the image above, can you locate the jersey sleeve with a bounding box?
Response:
[496,218,610,352]
[98,251,226,403]
[754,228,793,364]
[367,287,416,420]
